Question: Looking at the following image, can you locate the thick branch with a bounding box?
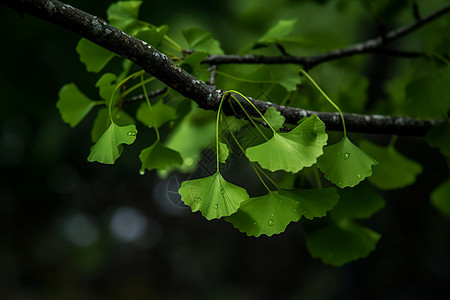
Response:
[203,3,450,68]
[0,0,444,136]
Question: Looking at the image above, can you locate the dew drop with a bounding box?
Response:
[194,197,201,203]
[213,204,218,209]
[220,187,225,195]
[268,219,274,226]
[357,173,361,178]
[253,222,257,225]
[344,153,350,160]
[139,170,145,175]
[127,131,137,136]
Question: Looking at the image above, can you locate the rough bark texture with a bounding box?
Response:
[1,0,447,136]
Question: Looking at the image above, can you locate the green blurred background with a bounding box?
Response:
[1,0,450,299]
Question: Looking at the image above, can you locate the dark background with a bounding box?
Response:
[1,0,449,299]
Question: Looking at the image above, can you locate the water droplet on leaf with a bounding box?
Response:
[268,219,274,226]
[127,131,137,136]
[139,170,145,175]
[357,173,361,178]
[213,204,218,209]
[220,187,225,195]
[344,153,350,160]
[194,197,201,203]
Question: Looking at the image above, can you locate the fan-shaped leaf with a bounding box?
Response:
[305,219,381,266]
[246,114,327,173]
[91,108,135,143]
[254,19,297,48]
[76,39,114,73]
[359,140,422,190]
[431,178,450,217]
[219,142,229,163]
[182,28,224,55]
[317,137,378,188]
[139,141,182,173]
[279,187,339,220]
[264,107,285,131]
[226,191,301,237]
[426,120,450,157]
[87,123,137,164]
[179,172,249,220]
[136,100,177,128]
[57,83,95,127]
[107,1,142,32]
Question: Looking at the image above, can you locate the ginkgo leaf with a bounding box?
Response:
[76,39,115,73]
[107,0,142,32]
[136,100,177,129]
[331,183,385,220]
[219,142,229,163]
[317,137,378,188]
[178,172,249,220]
[139,141,182,173]
[431,178,450,217]
[135,25,169,47]
[279,187,339,220]
[359,140,422,190]
[426,120,450,157]
[254,19,297,48]
[182,28,224,55]
[91,108,135,143]
[305,219,381,266]
[264,107,285,131]
[87,123,137,164]
[95,73,117,106]
[226,191,301,237]
[246,114,327,173]
[57,83,95,127]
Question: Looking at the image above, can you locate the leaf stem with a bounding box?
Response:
[215,93,228,173]
[228,97,269,140]
[141,73,160,142]
[299,69,347,136]
[122,77,156,97]
[216,70,273,84]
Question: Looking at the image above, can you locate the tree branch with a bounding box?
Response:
[0,0,444,136]
[202,3,450,68]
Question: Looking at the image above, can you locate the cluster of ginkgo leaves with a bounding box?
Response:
[56,1,450,266]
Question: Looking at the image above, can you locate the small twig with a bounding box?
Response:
[122,87,168,103]
[207,65,217,86]
[412,1,421,21]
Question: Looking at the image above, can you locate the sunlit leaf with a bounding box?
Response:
[219,142,229,163]
[76,39,114,73]
[431,178,450,217]
[359,140,422,190]
[279,187,339,220]
[254,19,297,48]
[426,120,450,157]
[246,114,327,173]
[179,172,249,220]
[136,100,177,128]
[226,191,301,237]
[264,107,285,131]
[305,219,381,266]
[317,137,378,188]
[88,123,137,164]
[331,183,385,220]
[95,73,118,107]
[139,141,182,173]
[57,83,95,127]
[182,28,224,55]
[91,108,135,142]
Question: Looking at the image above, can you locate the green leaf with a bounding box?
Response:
[95,73,118,107]
[246,114,327,173]
[91,108,135,143]
[226,191,301,237]
[57,83,95,127]
[107,1,142,32]
[426,120,450,157]
[139,141,182,173]
[305,219,381,266]
[359,140,422,190]
[135,25,169,47]
[182,28,224,55]
[179,172,249,220]
[331,183,385,220]
[264,107,285,131]
[87,123,137,164]
[76,39,114,73]
[317,137,378,188]
[279,188,339,220]
[136,100,177,128]
[254,19,297,48]
[405,66,450,118]
[219,142,229,163]
[431,178,450,217]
